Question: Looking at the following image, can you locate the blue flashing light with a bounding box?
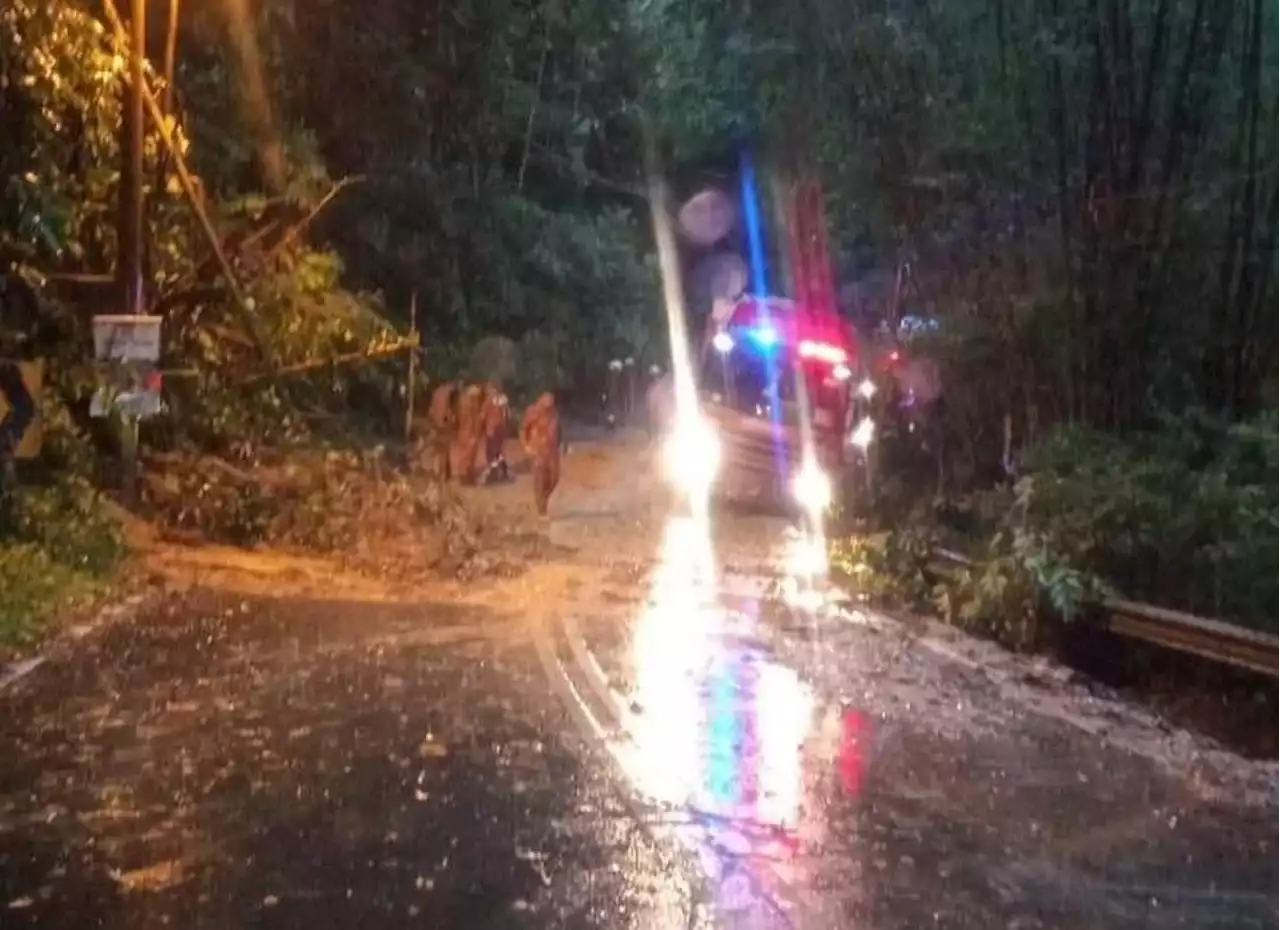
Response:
[740,151,770,297]
[748,325,779,349]
[705,658,741,806]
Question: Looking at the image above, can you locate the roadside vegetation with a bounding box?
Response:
[1,0,669,643]
[832,408,1279,649]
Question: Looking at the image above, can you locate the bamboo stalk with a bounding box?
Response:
[403,292,418,441]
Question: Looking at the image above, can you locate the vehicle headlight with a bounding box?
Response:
[792,459,833,514]
[849,416,875,450]
[663,413,721,499]
[785,530,828,578]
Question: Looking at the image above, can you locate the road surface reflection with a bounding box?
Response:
[623,516,872,916]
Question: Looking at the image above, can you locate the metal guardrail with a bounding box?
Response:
[928,548,1279,678]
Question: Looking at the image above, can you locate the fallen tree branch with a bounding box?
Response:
[222,176,363,272]
[152,285,228,317]
[228,213,288,260]
[265,176,366,261]
[236,336,420,385]
[159,336,418,383]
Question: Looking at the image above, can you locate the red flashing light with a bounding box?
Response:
[797,339,848,366]
[839,709,870,797]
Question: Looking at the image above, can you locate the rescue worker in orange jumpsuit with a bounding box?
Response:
[427,380,460,478]
[449,383,485,485]
[520,391,561,516]
[478,382,510,484]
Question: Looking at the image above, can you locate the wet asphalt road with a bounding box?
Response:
[0,436,1276,929]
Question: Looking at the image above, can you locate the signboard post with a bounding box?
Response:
[91,315,163,503]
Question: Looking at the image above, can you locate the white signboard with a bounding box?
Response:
[89,362,164,421]
[90,387,164,420]
[92,315,163,362]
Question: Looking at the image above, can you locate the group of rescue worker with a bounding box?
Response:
[426,380,562,517]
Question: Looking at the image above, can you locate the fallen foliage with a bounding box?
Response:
[141,444,481,581]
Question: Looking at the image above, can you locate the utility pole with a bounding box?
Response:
[162,0,181,116]
[118,0,146,318]
[116,0,146,503]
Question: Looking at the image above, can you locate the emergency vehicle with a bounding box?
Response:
[688,293,875,511]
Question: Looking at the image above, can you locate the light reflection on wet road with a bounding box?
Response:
[620,516,824,918]
[541,444,1277,929]
[0,437,1275,929]
[563,512,882,927]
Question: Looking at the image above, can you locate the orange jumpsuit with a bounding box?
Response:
[449,384,485,485]
[479,383,510,482]
[427,380,460,478]
[520,392,561,516]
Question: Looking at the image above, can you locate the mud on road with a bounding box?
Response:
[0,434,1275,929]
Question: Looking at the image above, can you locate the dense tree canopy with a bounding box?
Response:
[649,0,1277,431]
[4,0,1273,406]
[1,0,1275,624]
